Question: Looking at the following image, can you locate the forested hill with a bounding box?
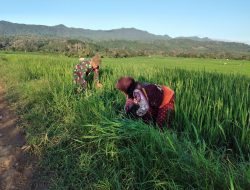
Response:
[0,20,171,42]
[1,20,250,60]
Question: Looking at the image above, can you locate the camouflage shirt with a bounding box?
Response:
[73,59,99,87]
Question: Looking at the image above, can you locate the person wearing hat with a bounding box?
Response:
[73,54,102,91]
[116,76,175,130]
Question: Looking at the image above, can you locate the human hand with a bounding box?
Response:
[96,82,103,88]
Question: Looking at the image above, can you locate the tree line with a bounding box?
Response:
[1,36,250,60]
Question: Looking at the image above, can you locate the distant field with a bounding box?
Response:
[0,53,249,189]
[104,56,250,77]
[2,51,250,76]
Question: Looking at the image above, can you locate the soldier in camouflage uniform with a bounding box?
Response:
[73,54,102,91]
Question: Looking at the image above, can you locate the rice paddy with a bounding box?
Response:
[0,52,249,189]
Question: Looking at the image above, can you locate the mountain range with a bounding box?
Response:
[1,20,250,59]
[0,20,172,41]
[0,20,219,42]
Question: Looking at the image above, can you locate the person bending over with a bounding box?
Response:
[73,54,102,91]
[116,76,175,130]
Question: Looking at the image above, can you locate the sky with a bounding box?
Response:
[0,0,250,44]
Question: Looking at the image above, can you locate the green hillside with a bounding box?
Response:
[0,21,171,41]
[1,21,250,60]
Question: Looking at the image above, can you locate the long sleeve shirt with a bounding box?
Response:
[73,60,99,85]
[125,84,175,128]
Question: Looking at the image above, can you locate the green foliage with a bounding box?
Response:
[1,35,250,60]
[0,36,100,57]
[1,19,250,60]
[0,53,249,189]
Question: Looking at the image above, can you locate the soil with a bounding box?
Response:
[0,84,48,190]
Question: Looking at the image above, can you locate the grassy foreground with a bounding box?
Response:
[0,53,250,189]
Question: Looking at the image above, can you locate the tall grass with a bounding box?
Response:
[0,53,249,189]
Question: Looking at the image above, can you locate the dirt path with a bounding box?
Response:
[0,84,36,190]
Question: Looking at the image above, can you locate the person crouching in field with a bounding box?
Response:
[73,54,102,92]
[116,76,175,130]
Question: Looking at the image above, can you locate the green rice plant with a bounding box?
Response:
[0,52,249,189]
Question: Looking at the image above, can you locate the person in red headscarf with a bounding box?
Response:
[116,76,175,130]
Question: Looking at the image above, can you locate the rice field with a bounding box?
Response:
[0,52,249,189]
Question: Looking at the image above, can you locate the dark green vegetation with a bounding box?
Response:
[1,20,250,60]
[0,20,171,41]
[0,53,249,189]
